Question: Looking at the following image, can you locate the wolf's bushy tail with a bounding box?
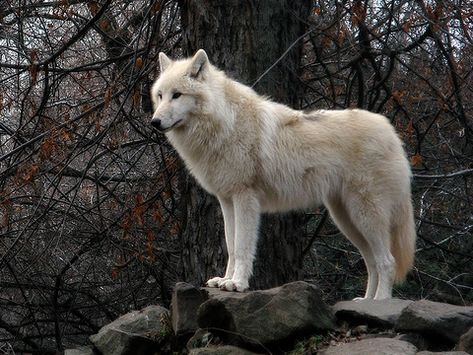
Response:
[391,194,416,283]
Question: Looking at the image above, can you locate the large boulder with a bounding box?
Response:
[171,282,208,337]
[333,298,413,328]
[319,338,418,355]
[396,300,473,344]
[89,305,170,355]
[197,281,336,348]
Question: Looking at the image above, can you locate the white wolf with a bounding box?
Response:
[151,49,416,300]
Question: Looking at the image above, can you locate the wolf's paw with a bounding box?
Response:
[352,297,368,301]
[206,277,228,288]
[219,279,248,292]
[353,296,376,301]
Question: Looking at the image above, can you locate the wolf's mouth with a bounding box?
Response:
[158,119,183,133]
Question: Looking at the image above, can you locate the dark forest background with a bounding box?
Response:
[0,0,472,352]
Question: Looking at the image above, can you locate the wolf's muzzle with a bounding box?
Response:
[151,118,183,133]
[151,119,163,131]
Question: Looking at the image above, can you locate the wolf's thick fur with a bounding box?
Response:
[151,49,416,299]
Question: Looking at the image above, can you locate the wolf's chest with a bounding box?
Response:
[172,140,253,196]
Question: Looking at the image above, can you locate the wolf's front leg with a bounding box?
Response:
[219,190,260,292]
[206,197,235,288]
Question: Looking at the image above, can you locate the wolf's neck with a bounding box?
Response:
[167,93,234,161]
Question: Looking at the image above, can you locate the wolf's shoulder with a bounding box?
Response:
[303,108,389,124]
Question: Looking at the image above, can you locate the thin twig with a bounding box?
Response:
[413,168,473,179]
[252,29,314,88]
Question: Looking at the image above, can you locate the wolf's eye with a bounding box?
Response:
[172,92,182,99]
[158,93,162,100]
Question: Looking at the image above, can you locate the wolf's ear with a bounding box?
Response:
[159,52,172,72]
[189,49,209,78]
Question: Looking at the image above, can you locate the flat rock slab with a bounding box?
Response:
[197,281,336,347]
[458,326,473,354]
[189,345,259,354]
[89,305,169,355]
[333,298,413,328]
[416,352,469,354]
[395,300,473,343]
[203,287,250,300]
[319,338,418,355]
[64,346,96,355]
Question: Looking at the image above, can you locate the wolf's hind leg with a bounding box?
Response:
[325,196,378,300]
[347,197,395,300]
[219,190,260,292]
[206,197,235,288]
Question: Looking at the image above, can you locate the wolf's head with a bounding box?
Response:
[150,49,211,133]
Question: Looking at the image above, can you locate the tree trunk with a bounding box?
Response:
[178,0,311,289]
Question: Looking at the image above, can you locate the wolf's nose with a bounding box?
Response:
[151,119,162,130]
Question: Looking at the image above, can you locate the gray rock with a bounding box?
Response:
[89,305,170,355]
[171,282,208,336]
[416,352,469,354]
[189,345,259,354]
[64,346,96,355]
[395,333,429,351]
[458,326,473,354]
[333,298,413,328]
[396,300,473,344]
[197,281,336,347]
[319,338,418,355]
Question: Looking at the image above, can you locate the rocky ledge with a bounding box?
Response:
[66,281,473,354]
